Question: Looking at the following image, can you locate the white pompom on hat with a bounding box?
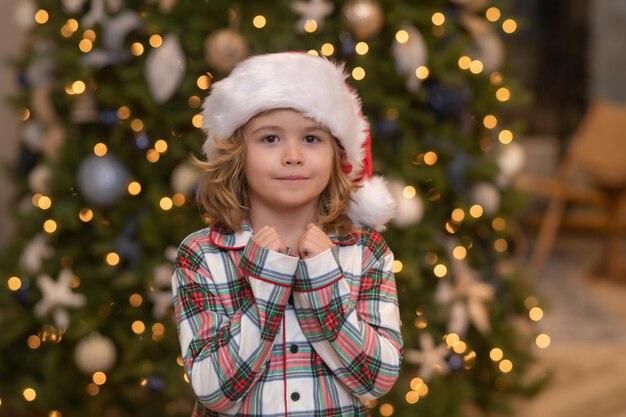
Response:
[201,52,396,231]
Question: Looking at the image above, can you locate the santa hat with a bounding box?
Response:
[201,52,396,231]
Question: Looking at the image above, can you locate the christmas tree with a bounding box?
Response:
[1,0,544,416]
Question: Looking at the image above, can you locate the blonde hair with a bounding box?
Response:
[193,128,358,235]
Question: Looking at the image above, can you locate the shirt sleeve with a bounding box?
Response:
[172,234,298,412]
[292,230,403,400]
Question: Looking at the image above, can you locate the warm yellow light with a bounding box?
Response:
[106,252,120,266]
[469,205,483,218]
[492,217,506,231]
[355,42,369,55]
[183,372,190,383]
[453,246,467,259]
[486,7,501,22]
[393,260,403,273]
[490,72,503,85]
[253,15,267,29]
[469,60,484,74]
[498,129,513,144]
[130,119,144,132]
[304,19,318,33]
[131,42,144,56]
[524,296,539,309]
[453,341,467,354]
[458,55,471,70]
[188,96,201,108]
[117,106,131,120]
[38,196,52,210]
[140,377,148,387]
[43,220,57,234]
[424,151,437,165]
[35,10,49,24]
[502,19,517,34]
[352,67,366,81]
[395,30,409,44]
[86,383,99,396]
[49,411,62,417]
[490,348,504,361]
[129,293,143,307]
[536,333,551,349]
[177,356,184,366]
[483,115,497,129]
[379,403,394,416]
[152,323,165,336]
[154,139,168,153]
[494,239,508,252]
[146,149,160,163]
[79,208,94,222]
[499,359,513,373]
[132,320,146,334]
[93,372,107,385]
[8,276,22,291]
[434,264,447,278]
[61,25,74,37]
[402,186,416,199]
[27,335,41,349]
[72,80,86,94]
[21,108,31,121]
[529,307,544,321]
[321,43,335,56]
[172,193,186,206]
[149,34,163,48]
[496,87,511,101]
[405,390,419,404]
[192,114,203,128]
[445,333,460,347]
[160,197,174,211]
[68,19,79,31]
[94,143,108,156]
[425,252,438,265]
[197,75,210,90]
[415,66,429,80]
[432,12,445,26]
[128,181,142,196]
[451,208,465,222]
[387,108,399,120]
[83,29,96,41]
[79,39,93,53]
[307,50,319,56]
[23,388,37,401]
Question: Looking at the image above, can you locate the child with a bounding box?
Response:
[172,52,403,417]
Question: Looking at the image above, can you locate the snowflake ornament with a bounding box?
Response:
[404,333,450,381]
[291,0,334,33]
[34,269,87,329]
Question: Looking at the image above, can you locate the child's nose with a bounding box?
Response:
[283,141,304,165]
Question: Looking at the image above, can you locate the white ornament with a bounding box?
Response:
[145,34,186,104]
[471,182,500,215]
[388,179,424,228]
[291,0,335,33]
[149,290,173,319]
[403,333,450,381]
[74,333,117,374]
[165,246,178,263]
[204,29,249,74]
[496,141,526,178]
[63,0,88,13]
[34,269,87,329]
[81,10,142,68]
[28,164,53,194]
[392,23,428,92]
[159,0,179,13]
[82,0,107,28]
[171,163,200,196]
[70,89,99,123]
[106,0,124,13]
[21,121,45,152]
[460,14,505,74]
[20,234,54,274]
[15,0,37,30]
[154,263,174,288]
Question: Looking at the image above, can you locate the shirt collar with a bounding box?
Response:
[209,222,360,250]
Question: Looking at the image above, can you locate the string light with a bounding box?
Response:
[78,39,92,52]
[498,129,513,144]
[130,119,144,132]
[496,87,511,101]
[79,208,94,222]
[304,19,318,33]
[8,276,22,291]
[129,293,143,307]
[433,264,447,278]
[483,115,497,129]
[490,348,504,361]
[253,15,267,28]
[43,220,57,234]
[469,205,484,218]
[524,296,539,309]
[536,333,551,349]
[458,56,471,70]
[21,108,31,121]
[502,19,517,34]
[117,106,131,120]
[132,320,146,334]
[86,383,99,396]
[321,43,334,56]
[188,96,201,108]
[469,60,484,74]
[453,341,467,354]
[197,75,211,90]
[415,66,429,80]
[146,149,160,163]
[35,10,49,24]
[149,34,163,48]
[492,217,506,231]
[177,356,184,366]
[23,388,37,401]
[451,208,465,223]
[445,333,460,347]
[490,72,503,85]
[130,42,144,56]
[38,196,52,210]
[355,42,369,55]
[154,139,168,153]
[49,410,62,417]
[93,372,107,385]
[486,7,501,22]
[431,12,445,26]
[94,143,108,156]
[128,181,142,196]
[453,246,467,259]
[402,186,416,199]
[307,50,319,56]
[351,67,365,81]
[105,252,120,266]
[379,403,394,416]
[499,359,513,373]
[494,239,508,252]
[405,390,419,404]
[172,193,186,206]
[423,151,437,165]
[387,108,399,119]
[392,260,403,273]
[160,197,173,211]
[395,30,409,44]
[192,114,203,128]
[529,307,543,321]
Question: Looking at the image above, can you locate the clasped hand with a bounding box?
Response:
[252,224,333,259]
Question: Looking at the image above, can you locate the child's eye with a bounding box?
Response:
[304,135,321,144]
[262,135,279,144]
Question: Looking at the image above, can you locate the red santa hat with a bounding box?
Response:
[201,52,395,231]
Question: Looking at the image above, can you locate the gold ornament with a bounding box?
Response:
[342,0,384,40]
[204,29,249,73]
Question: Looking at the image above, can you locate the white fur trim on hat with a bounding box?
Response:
[202,52,396,231]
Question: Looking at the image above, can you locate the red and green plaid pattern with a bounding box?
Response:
[172,223,402,416]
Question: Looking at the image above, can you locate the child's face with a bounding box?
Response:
[243,109,334,213]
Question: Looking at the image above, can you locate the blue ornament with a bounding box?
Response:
[448,354,463,370]
[445,152,472,193]
[427,83,472,120]
[77,154,130,207]
[339,32,356,58]
[147,376,165,393]
[135,133,150,150]
[376,118,400,138]
[100,110,119,127]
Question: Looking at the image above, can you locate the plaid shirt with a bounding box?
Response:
[172,222,403,417]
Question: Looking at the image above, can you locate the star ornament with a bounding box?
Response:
[291,0,334,33]
[34,268,87,329]
[403,333,450,381]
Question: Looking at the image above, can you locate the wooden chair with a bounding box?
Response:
[516,100,626,281]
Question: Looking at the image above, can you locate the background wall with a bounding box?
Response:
[0,0,22,247]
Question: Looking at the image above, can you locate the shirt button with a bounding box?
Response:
[291,392,300,402]
[290,344,299,353]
